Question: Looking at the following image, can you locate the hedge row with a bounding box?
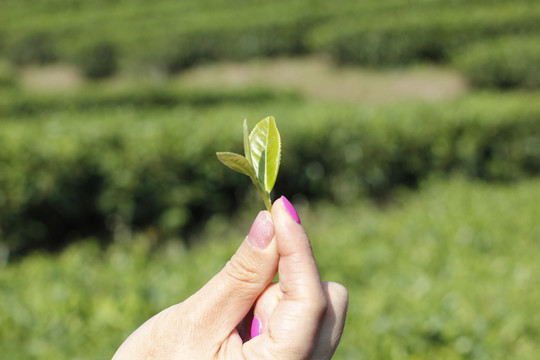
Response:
[1,92,540,257]
[453,35,540,90]
[3,178,540,358]
[0,0,317,76]
[0,60,15,89]
[308,1,540,67]
[1,0,539,80]
[0,86,300,118]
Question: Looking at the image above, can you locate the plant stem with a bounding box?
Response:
[251,176,272,212]
[261,190,272,212]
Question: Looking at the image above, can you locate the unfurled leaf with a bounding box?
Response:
[216,152,256,179]
[249,116,281,193]
[243,119,252,167]
[216,116,281,212]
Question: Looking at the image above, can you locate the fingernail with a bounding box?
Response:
[251,317,262,338]
[281,196,301,224]
[248,211,274,249]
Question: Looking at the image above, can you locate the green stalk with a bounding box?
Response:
[250,176,272,212]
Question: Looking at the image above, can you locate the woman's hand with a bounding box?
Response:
[113,197,348,359]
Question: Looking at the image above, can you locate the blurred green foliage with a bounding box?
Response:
[2,92,540,257]
[0,1,539,357]
[453,35,540,90]
[0,0,316,73]
[1,0,539,88]
[310,177,540,359]
[1,178,539,359]
[0,86,299,118]
[0,59,16,89]
[309,1,540,68]
[76,41,118,79]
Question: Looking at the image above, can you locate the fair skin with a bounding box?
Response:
[113,198,349,359]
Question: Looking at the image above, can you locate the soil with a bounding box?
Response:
[176,56,468,104]
[19,64,84,92]
[17,57,468,104]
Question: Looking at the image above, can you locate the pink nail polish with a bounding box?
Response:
[281,196,301,224]
[251,317,262,338]
[248,211,274,249]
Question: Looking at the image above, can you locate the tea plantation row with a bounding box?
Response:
[1,0,539,88]
[0,86,299,118]
[452,35,540,90]
[1,177,539,359]
[1,91,540,257]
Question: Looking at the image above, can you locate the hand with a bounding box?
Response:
[113,197,348,359]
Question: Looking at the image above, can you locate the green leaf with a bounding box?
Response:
[243,119,252,167]
[216,116,281,212]
[249,116,281,193]
[216,152,256,179]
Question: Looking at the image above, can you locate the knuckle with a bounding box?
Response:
[317,291,329,315]
[306,288,328,318]
[224,253,259,286]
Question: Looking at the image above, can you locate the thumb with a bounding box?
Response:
[243,197,326,359]
[183,210,279,343]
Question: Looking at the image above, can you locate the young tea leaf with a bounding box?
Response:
[216,116,281,212]
[216,152,256,179]
[249,116,281,194]
[243,119,252,167]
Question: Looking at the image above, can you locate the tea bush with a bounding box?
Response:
[0,0,316,75]
[1,0,539,76]
[0,60,16,89]
[76,41,119,79]
[1,178,540,359]
[6,32,57,66]
[1,91,540,257]
[0,86,299,118]
[308,1,540,67]
[453,35,540,89]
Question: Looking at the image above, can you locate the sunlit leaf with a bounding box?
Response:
[216,152,256,179]
[243,119,252,167]
[249,116,281,193]
[216,116,281,212]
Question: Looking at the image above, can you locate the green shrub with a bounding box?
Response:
[2,178,540,359]
[76,42,118,79]
[0,86,300,118]
[308,2,540,66]
[146,11,315,73]
[0,60,16,89]
[313,178,540,359]
[7,32,57,66]
[453,35,540,89]
[1,0,539,72]
[1,92,540,257]
[0,0,317,74]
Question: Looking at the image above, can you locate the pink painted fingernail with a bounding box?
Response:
[248,211,274,249]
[281,196,301,224]
[251,317,262,338]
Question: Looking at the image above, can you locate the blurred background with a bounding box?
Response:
[1,0,540,358]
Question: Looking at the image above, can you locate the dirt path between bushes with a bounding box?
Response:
[177,56,468,104]
[18,56,468,104]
